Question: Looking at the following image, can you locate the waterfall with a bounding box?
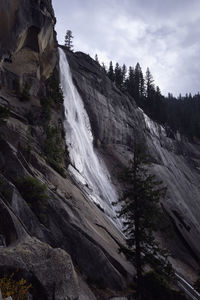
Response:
[59,48,120,227]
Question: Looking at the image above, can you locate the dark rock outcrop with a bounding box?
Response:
[0,0,57,95]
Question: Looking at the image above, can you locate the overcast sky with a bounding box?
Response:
[52,0,200,96]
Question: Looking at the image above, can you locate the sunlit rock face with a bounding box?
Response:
[0,0,57,95]
[65,49,200,264]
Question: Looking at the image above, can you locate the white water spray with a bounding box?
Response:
[59,48,120,226]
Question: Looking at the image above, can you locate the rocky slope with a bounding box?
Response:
[0,1,135,299]
[66,49,200,281]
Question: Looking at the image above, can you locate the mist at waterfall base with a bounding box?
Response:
[59,48,121,228]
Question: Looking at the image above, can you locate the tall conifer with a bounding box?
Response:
[64,30,74,51]
[114,141,172,298]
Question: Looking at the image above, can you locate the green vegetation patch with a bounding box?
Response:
[40,96,54,127]
[44,126,66,177]
[17,176,49,226]
[46,68,64,105]
[17,176,48,206]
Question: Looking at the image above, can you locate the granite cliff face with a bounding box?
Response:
[0,1,200,299]
[0,0,57,96]
[0,1,134,299]
[66,50,200,280]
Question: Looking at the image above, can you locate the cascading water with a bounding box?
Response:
[59,48,120,227]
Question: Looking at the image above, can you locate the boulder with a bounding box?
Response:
[0,237,96,300]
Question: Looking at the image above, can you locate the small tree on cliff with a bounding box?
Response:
[108,61,115,82]
[64,30,73,51]
[95,54,99,64]
[114,141,172,299]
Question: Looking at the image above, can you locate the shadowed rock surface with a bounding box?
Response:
[0,0,57,96]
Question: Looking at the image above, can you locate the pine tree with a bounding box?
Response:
[152,86,164,121]
[108,61,115,82]
[122,64,127,87]
[64,30,73,51]
[145,67,155,99]
[135,63,144,102]
[95,54,99,64]
[114,141,172,299]
[156,86,161,95]
[101,62,107,74]
[114,62,123,87]
[125,66,135,96]
[168,93,173,99]
[178,93,182,101]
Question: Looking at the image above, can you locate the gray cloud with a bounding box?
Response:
[53,0,200,96]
